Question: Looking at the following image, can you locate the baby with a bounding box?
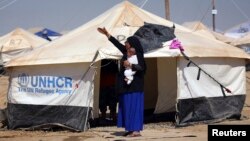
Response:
[124,47,138,84]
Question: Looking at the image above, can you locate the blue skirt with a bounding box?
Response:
[117,92,144,131]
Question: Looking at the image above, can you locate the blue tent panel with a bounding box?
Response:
[35,28,62,41]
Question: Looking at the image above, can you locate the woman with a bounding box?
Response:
[97,27,146,137]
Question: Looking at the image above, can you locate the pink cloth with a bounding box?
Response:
[170,39,184,51]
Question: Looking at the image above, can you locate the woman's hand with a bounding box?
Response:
[123,60,131,68]
[97,27,110,37]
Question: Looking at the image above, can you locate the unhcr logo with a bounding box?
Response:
[18,73,29,87]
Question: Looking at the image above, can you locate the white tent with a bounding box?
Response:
[183,21,250,107]
[0,28,48,65]
[229,33,250,106]
[5,1,250,131]
[230,33,250,55]
[224,20,250,39]
[231,33,250,46]
[182,21,235,44]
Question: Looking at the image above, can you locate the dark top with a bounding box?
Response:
[109,36,146,94]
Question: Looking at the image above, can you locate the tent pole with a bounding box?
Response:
[212,0,216,31]
[165,0,170,20]
[83,51,99,131]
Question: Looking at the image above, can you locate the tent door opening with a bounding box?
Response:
[98,59,118,121]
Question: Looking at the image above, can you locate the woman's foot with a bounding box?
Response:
[123,131,132,136]
[126,131,141,137]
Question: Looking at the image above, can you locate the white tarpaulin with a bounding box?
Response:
[0,28,48,64]
[178,58,245,99]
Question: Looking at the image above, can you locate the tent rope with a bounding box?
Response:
[0,0,18,10]
[140,0,149,8]
[61,51,99,131]
[193,1,213,32]
[181,51,232,97]
[83,51,99,131]
[83,73,95,131]
[230,0,250,21]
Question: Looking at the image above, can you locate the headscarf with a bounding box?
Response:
[127,36,147,73]
[126,36,144,54]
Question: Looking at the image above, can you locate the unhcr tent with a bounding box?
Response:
[0,28,48,65]
[5,1,250,131]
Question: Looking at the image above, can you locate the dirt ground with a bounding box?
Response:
[0,107,249,141]
[0,75,250,141]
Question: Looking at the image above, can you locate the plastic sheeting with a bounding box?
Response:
[134,23,176,53]
[176,95,245,126]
